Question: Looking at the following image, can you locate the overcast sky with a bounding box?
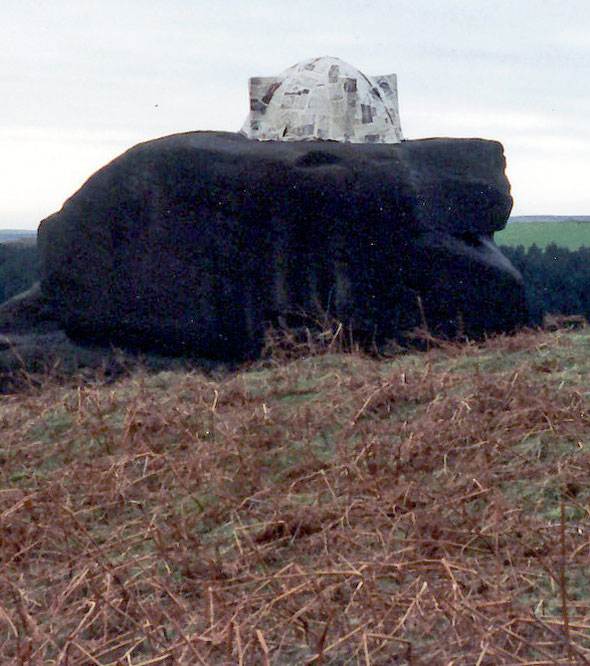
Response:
[2,0,590,229]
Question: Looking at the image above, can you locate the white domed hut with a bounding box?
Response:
[240,56,403,144]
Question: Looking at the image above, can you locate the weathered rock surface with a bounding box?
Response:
[38,131,527,359]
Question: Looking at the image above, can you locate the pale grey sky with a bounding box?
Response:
[2,0,590,228]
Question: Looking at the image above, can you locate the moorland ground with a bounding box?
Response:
[0,327,589,664]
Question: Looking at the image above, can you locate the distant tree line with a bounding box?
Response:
[500,244,590,325]
[0,243,39,303]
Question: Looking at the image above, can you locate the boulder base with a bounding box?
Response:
[38,131,527,359]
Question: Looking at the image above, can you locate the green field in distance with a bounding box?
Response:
[494,219,590,250]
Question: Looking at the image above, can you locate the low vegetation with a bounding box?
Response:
[0,241,38,303]
[0,326,589,664]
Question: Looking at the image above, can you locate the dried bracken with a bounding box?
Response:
[0,328,589,664]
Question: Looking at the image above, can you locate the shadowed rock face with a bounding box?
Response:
[38,131,527,359]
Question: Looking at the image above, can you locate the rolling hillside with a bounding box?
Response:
[0,327,588,664]
[0,229,36,243]
[496,217,590,250]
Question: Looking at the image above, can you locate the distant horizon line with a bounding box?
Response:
[1,213,590,234]
[508,214,590,222]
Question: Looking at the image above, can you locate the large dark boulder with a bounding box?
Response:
[38,131,527,359]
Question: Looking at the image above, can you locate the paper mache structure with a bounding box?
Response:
[240,56,403,144]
